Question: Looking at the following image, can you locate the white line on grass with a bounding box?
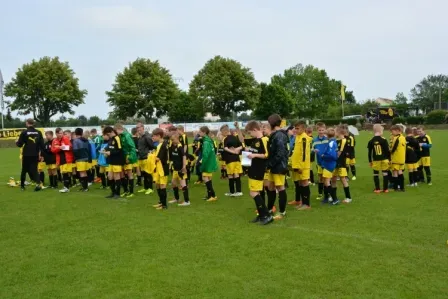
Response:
[283,225,447,254]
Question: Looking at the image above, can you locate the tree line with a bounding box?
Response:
[3,56,448,126]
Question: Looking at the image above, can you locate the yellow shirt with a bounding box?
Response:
[390,134,406,164]
[146,152,156,175]
[291,133,312,169]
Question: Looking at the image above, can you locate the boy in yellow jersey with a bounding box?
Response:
[168,133,190,206]
[367,124,390,193]
[260,124,276,213]
[216,132,227,179]
[38,158,47,188]
[243,121,273,225]
[416,126,433,185]
[306,127,315,186]
[151,128,170,210]
[289,120,312,210]
[405,127,420,187]
[265,114,289,220]
[43,131,58,188]
[177,125,189,156]
[389,125,406,191]
[103,126,125,199]
[331,126,352,204]
[136,123,155,195]
[220,124,243,197]
[343,124,357,181]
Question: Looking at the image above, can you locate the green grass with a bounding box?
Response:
[1,131,447,299]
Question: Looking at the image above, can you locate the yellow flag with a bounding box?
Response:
[280,119,286,128]
[341,84,346,101]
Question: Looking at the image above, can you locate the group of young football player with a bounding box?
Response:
[18,114,433,226]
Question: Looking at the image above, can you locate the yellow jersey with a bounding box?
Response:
[291,133,312,169]
[390,134,406,164]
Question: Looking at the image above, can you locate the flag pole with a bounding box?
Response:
[0,68,4,129]
[341,84,346,118]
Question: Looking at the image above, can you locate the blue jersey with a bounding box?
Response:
[98,143,109,167]
[320,138,338,172]
[89,140,97,160]
[289,136,295,155]
[313,135,329,166]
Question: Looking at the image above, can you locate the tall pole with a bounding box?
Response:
[0,68,4,129]
[439,87,442,110]
[341,96,344,118]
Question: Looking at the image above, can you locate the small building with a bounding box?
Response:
[375,97,394,106]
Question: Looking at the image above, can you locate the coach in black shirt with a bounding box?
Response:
[16,118,44,191]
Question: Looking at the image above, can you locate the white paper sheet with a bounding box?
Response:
[241,151,252,167]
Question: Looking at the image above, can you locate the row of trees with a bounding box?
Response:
[3,56,448,126]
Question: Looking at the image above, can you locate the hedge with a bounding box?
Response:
[314,118,364,126]
[392,117,406,124]
[0,140,19,149]
[425,110,447,125]
[406,116,425,125]
[391,114,447,125]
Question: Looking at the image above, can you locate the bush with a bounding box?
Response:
[344,118,358,126]
[392,117,406,124]
[425,110,447,124]
[315,119,343,126]
[405,116,424,125]
[0,140,18,148]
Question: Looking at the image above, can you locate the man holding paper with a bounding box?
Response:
[236,121,273,225]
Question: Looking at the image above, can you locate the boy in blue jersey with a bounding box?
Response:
[318,128,338,204]
[98,134,110,189]
[313,122,329,200]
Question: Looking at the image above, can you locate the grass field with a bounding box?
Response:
[1,131,447,299]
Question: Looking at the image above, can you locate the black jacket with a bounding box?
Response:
[137,132,155,160]
[16,126,44,157]
[266,130,289,174]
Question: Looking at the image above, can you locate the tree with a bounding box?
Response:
[4,56,87,126]
[6,109,12,121]
[88,116,101,126]
[395,92,408,104]
[78,115,88,126]
[238,112,252,121]
[411,74,448,112]
[66,118,80,127]
[253,83,293,120]
[343,90,356,105]
[271,64,342,119]
[189,56,260,119]
[167,91,204,123]
[106,58,179,122]
[360,99,378,115]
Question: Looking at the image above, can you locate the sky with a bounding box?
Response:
[1,0,447,119]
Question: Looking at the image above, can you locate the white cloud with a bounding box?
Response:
[78,5,166,32]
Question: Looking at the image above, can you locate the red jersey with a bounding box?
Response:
[51,136,74,165]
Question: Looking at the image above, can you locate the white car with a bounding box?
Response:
[342,115,363,120]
